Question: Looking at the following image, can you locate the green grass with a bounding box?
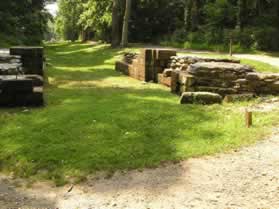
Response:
[0,42,278,185]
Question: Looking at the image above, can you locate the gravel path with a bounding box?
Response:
[234,54,279,68]
[0,127,279,209]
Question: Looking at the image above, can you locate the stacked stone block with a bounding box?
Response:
[0,47,44,107]
[10,47,44,75]
[115,49,176,82]
[116,51,279,102]
[174,62,279,96]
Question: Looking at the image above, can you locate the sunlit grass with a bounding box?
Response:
[0,41,278,185]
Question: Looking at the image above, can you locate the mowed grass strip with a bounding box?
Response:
[0,42,278,185]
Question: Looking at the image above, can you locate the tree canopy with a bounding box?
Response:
[1,0,279,50]
[0,0,54,45]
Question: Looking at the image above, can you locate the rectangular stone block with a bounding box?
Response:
[1,79,33,93]
[158,74,172,87]
[156,49,177,60]
[10,47,44,75]
[115,61,129,75]
[141,49,153,65]
[171,70,180,94]
[0,93,14,105]
[223,93,255,103]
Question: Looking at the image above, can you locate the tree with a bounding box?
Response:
[0,0,52,45]
[111,0,121,47]
[55,0,83,41]
[121,0,132,47]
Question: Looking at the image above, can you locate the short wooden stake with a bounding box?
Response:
[245,109,252,128]
[229,38,233,57]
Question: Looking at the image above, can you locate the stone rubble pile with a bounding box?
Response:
[171,62,255,96]
[168,55,240,71]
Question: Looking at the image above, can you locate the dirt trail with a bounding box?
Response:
[0,126,279,209]
[234,54,279,68]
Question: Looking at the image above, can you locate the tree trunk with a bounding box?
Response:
[237,0,247,31]
[111,0,120,47]
[121,0,131,47]
[191,0,199,31]
[184,0,193,32]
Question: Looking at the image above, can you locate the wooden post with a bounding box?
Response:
[229,37,233,57]
[245,109,252,128]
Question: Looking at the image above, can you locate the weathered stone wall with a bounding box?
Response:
[246,73,279,94]
[173,62,255,96]
[171,62,279,96]
[116,50,279,99]
[168,55,240,71]
[115,49,176,82]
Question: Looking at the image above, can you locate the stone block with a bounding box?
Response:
[0,79,33,94]
[223,93,255,103]
[163,69,173,77]
[195,86,237,96]
[171,70,180,93]
[115,61,129,75]
[158,74,172,87]
[156,49,177,60]
[180,92,222,105]
[10,46,44,75]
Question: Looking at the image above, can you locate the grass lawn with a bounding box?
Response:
[0,42,278,185]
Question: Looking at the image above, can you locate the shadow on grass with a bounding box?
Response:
[46,42,125,69]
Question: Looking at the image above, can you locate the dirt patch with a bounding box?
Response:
[0,128,279,209]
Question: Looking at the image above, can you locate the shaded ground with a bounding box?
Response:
[0,126,278,209]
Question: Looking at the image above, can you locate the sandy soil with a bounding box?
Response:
[0,125,278,209]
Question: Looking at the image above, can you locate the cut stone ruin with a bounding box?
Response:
[0,47,44,106]
[115,49,279,105]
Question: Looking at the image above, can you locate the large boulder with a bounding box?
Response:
[180,92,222,105]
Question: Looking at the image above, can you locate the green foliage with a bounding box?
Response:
[79,0,112,41]
[163,0,279,51]
[55,0,112,42]
[55,0,84,41]
[0,42,278,184]
[0,0,52,46]
[253,27,279,51]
